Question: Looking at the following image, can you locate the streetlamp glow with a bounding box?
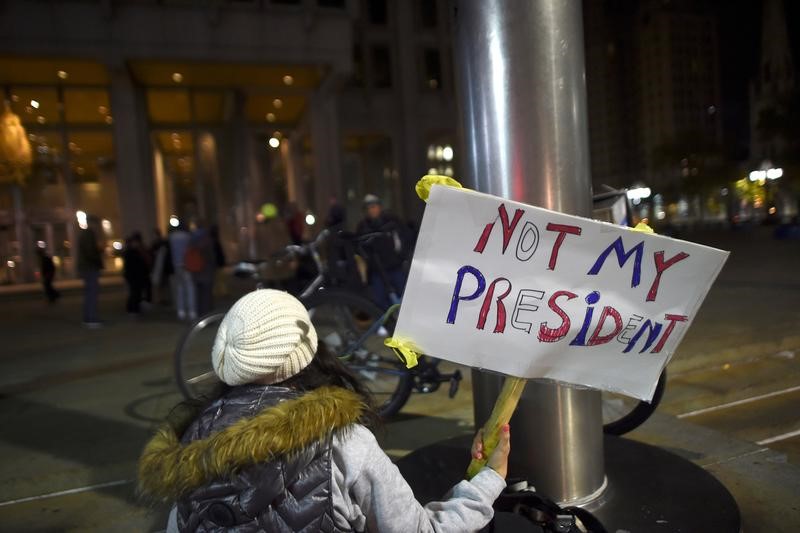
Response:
[626,186,652,201]
[766,168,783,180]
[750,167,782,181]
[76,210,88,229]
[442,145,454,162]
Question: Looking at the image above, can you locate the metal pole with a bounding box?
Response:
[452,0,605,504]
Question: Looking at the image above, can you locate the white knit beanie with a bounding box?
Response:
[211,289,318,386]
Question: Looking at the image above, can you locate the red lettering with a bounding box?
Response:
[651,314,688,353]
[647,251,690,302]
[545,223,582,270]
[537,290,577,343]
[587,306,624,346]
[474,203,525,254]
[477,278,513,333]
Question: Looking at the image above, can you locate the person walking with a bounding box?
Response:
[325,196,362,291]
[169,222,196,321]
[122,232,149,316]
[138,289,510,532]
[149,228,173,305]
[36,247,60,303]
[285,202,305,245]
[77,215,104,327]
[209,224,227,299]
[356,194,412,309]
[188,222,217,316]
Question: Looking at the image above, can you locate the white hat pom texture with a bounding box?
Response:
[211,289,318,386]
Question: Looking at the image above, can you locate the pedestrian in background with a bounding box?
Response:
[285,201,305,245]
[123,232,149,316]
[77,214,104,327]
[36,247,60,303]
[138,289,510,532]
[209,224,227,299]
[149,228,173,306]
[188,222,217,316]
[325,195,346,232]
[325,196,362,291]
[356,194,412,309]
[168,222,196,321]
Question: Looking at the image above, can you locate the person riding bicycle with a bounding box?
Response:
[139,289,510,532]
[356,194,412,309]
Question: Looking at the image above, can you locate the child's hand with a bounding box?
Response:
[471,424,511,479]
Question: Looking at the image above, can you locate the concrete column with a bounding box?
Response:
[54,85,79,277]
[281,138,303,209]
[196,132,222,226]
[152,147,170,235]
[392,1,427,221]
[310,84,342,223]
[109,66,156,237]
[229,90,258,259]
[453,0,604,505]
[11,184,35,282]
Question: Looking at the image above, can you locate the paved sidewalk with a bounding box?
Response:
[0,226,797,531]
[0,275,124,297]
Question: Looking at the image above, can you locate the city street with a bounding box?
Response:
[0,225,799,531]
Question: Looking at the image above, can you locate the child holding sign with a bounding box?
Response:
[138,289,510,532]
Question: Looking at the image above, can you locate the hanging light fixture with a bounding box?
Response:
[0,103,33,184]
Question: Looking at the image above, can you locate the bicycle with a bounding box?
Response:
[174,228,462,419]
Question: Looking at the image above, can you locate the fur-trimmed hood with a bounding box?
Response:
[138,386,365,501]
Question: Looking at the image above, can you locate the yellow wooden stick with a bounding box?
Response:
[466,376,527,479]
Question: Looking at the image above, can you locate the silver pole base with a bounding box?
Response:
[396,435,741,532]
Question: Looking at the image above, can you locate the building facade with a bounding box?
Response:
[0,0,459,282]
[749,0,795,163]
[633,0,723,192]
[747,0,797,221]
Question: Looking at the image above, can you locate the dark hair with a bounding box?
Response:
[277,342,379,427]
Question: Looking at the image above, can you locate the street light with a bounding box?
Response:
[626,185,651,204]
[766,168,783,180]
[76,210,88,229]
[749,167,782,182]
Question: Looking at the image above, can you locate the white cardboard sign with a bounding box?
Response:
[394,186,729,400]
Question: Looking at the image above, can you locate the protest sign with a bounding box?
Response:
[394,185,729,401]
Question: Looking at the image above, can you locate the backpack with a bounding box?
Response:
[184,245,206,273]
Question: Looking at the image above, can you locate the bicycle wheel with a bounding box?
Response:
[302,289,413,418]
[174,312,225,400]
[602,368,667,435]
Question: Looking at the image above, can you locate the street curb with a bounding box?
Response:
[0,276,125,300]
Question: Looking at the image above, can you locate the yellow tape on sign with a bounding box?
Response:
[384,337,421,368]
[416,175,464,202]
